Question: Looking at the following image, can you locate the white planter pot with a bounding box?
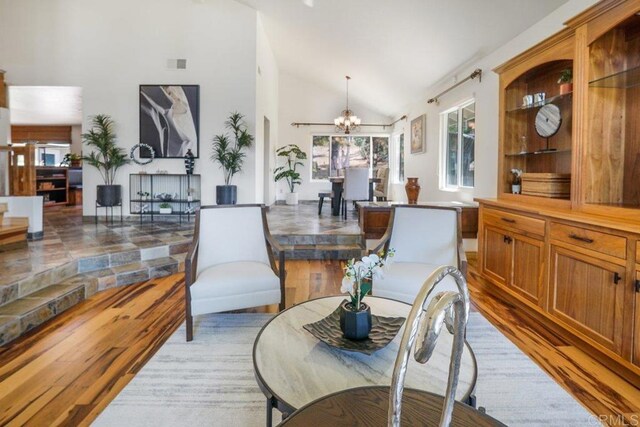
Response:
[159,208,172,214]
[512,184,521,194]
[285,192,299,205]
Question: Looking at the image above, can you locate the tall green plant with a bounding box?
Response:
[274,144,307,193]
[211,112,254,185]
[82,115,130,185]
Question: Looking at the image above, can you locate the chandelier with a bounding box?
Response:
[334,76,361,134]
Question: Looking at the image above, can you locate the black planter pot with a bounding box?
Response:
[96,185,122,207]
[216,185,237,205]
[339,301,372,341]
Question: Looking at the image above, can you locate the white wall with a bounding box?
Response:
[0,0,259,215]
[277,72,392,201]
[255,14,279,205]
[391,0,598,204]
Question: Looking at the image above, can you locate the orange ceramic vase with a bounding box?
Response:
[405,177,421,204]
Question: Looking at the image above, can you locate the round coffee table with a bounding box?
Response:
[253,296,477,426]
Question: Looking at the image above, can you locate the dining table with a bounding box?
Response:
[328,176,381,216]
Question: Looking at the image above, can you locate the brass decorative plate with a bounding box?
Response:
[303,306,405,355]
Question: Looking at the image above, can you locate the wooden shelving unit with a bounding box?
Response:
[478,0,640,389]
[36,167,69,206]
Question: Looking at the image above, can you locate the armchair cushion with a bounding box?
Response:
[373,262,459,305]
[190,261,281,316]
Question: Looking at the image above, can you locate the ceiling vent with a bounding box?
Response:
[167,59,187,70]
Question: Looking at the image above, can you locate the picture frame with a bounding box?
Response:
[139,84,200,158]
[410,114,426,154]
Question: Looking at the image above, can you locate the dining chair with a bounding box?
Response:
[317,191,333,215]
[184,204,285,341]
[371,205,467,306]
[374,167,389,201]
[342,167,370,219]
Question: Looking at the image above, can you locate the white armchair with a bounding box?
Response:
[185,205,285,341]
[371,206,467,305]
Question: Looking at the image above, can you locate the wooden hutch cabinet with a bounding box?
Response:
[478,0,640,385]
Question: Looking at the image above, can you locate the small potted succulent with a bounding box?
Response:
[159,202,172,214]
[340,249,395,340]
[61,153,82,167]
[558,69,573,95]
[137,191,150,201]
[511,168,522,194]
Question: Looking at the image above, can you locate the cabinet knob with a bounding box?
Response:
[613,272,622,285]
[635,280,640,293]
[503,235,512,244]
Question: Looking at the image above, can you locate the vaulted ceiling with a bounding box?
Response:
[254,0,568,117]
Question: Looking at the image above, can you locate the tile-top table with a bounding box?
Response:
[328,177,382,216]
[253,296,477,426]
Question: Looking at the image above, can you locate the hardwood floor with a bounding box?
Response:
[0,259,638,426]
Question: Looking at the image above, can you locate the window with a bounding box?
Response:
[441,100,475,189]
[311,135,389,180]
[392,133,405,183]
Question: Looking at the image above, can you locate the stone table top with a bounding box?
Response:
[253,296,477,412]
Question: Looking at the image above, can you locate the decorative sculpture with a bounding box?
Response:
[184,149,195,174]
[388,266,470,427]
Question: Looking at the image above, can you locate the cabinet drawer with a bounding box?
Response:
[483,208,545,237]
[550,222,626,259]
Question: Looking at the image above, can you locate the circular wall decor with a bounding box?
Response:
[130,143,155,165]
[535,104,562,138]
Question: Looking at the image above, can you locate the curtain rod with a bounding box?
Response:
[427,69,482,104]
[291,115,407,129]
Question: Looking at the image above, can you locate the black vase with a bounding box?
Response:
[216,185,237,205]
[96,185,121,207]
[339,300,372,340]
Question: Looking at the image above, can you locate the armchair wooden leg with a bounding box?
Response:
[318,196,324,215]
[279,252,286,312]
[186,314,193,342]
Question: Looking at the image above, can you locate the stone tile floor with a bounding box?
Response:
[0,202,361,287]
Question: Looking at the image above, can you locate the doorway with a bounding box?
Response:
[263,116,272,205]
[8,86,83,207]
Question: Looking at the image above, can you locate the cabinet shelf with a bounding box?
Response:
[589,64,640,89]
[505,148,572,157]
[37,188,66,192]
[506,92,572,113]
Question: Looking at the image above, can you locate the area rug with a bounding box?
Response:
[94,313,595,426]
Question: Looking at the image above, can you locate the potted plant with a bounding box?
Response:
[211,112,254,205]
[187,187,195,202]
[158,202,172,214]
[136,191,150,201]
[82,115,130,207]
[511,168,522,194]
[340,248,395,340]
[274,144,307,205]
[558,69,573,94]
[60,153,82,167]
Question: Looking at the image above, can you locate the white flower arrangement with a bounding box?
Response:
[341,248,395,311]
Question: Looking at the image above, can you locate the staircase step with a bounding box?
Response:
[274,233,364,246]
[0,217,28,247]
[0,256,183,346]
[281,244,364,260]
[0,283,85,345]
